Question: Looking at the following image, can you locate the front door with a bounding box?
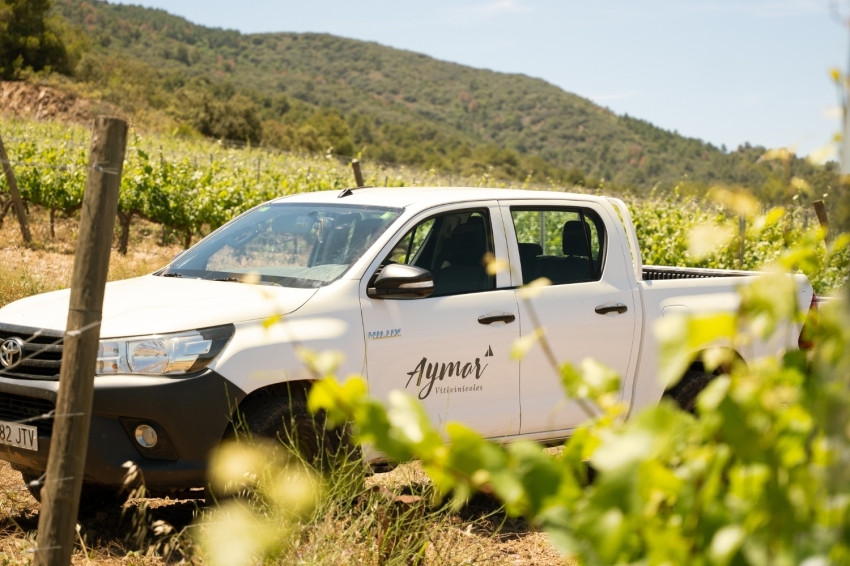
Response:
[501,201,639,435]
[361,204,521,438]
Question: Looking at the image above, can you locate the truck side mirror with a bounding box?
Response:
[367,264,434,299]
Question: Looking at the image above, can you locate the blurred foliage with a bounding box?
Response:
[309,231,850,565]
[195,435,512,564]
[0,0,70,79]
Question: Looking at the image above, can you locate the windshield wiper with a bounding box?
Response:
[160,272,200,279]
[213,277,242,282]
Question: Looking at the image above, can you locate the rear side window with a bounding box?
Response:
[383,209,495,297]
[510,207,606,285]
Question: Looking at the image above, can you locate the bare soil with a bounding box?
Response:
[0,81,123,126]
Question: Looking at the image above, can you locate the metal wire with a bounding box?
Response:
[0,159,118,175]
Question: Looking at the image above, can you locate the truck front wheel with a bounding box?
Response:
[230,395,354,472]
[21,471,125,510]
[664,369,714,413]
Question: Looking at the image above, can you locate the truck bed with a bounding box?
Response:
[642,265,755,281]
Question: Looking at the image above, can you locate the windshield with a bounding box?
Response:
[161,202,403,288]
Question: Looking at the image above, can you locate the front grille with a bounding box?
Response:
[0,392,55,436]
[0,324,63,381]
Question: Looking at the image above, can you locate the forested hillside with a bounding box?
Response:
[35,0,835,197]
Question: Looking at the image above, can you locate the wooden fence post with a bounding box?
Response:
[34,117,127,566]
[0,133,33,243]
[351,159,365,188]
[813,199,829,243]
[738,214,746,270]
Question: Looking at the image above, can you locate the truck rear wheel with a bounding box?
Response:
[664,369,714,413]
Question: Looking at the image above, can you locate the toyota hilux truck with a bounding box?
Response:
[0,188,814,499]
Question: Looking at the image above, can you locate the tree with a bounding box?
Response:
[180,90,263,143]
[0,0,70,79]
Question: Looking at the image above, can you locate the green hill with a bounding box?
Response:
[44,0,836,198]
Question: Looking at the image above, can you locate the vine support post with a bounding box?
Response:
[117,210,133,255]
[351,159,365,188]
[34,116,127,566]
[813,199,830,243]
[0,133,33,243]
[738,214,746,269]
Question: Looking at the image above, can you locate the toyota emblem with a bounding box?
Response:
[0,337,24,368]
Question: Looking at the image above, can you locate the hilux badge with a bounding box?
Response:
[368,328,401,340]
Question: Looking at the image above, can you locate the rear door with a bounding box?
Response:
[360,202,521,438]
[500,200,640,435]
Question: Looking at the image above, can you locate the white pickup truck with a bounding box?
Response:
[0,188,814,498]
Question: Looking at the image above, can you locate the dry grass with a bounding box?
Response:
[0,206,182,308]
[0,208,572,565]
[0,457,571,565]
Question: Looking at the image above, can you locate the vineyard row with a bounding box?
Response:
[0,119,847,294]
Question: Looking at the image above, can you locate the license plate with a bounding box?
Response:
[0,420,38,451]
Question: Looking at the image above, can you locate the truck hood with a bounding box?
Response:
[0,275,318,337]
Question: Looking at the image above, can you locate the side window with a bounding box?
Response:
[387,218,435,265]
[510,207,606,285]
[382,210,495,297]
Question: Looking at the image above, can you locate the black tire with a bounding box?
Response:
[233,396,350,467]
[21,471,125,511]
[21,471,42,502]
[664,369,714,413]
[207,396,359,504]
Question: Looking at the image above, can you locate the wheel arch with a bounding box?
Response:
[663,348,745,412]
[664,347,745,393]
[232,379,317,416]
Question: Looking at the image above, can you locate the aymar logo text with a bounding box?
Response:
[405,357,487,400]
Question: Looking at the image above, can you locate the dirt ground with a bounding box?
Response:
[0,459,201,565]
[0,457,568,565]
[0,81,124,126]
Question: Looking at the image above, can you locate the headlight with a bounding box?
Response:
[96,324,234,376]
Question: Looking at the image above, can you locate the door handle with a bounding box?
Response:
[478,312,516,325]
[595,303,628,315]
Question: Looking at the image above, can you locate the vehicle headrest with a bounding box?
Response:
[343,218,386,261]
[562,221,589,257]
[271,213,317,235]
[330,213,361,228]
[518,242,543,260]
[447,218,487,266]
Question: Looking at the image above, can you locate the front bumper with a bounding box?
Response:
[0,369,246,492]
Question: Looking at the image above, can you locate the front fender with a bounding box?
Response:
[209,280,366,396]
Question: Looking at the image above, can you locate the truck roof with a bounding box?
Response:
[274,187,609,209]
